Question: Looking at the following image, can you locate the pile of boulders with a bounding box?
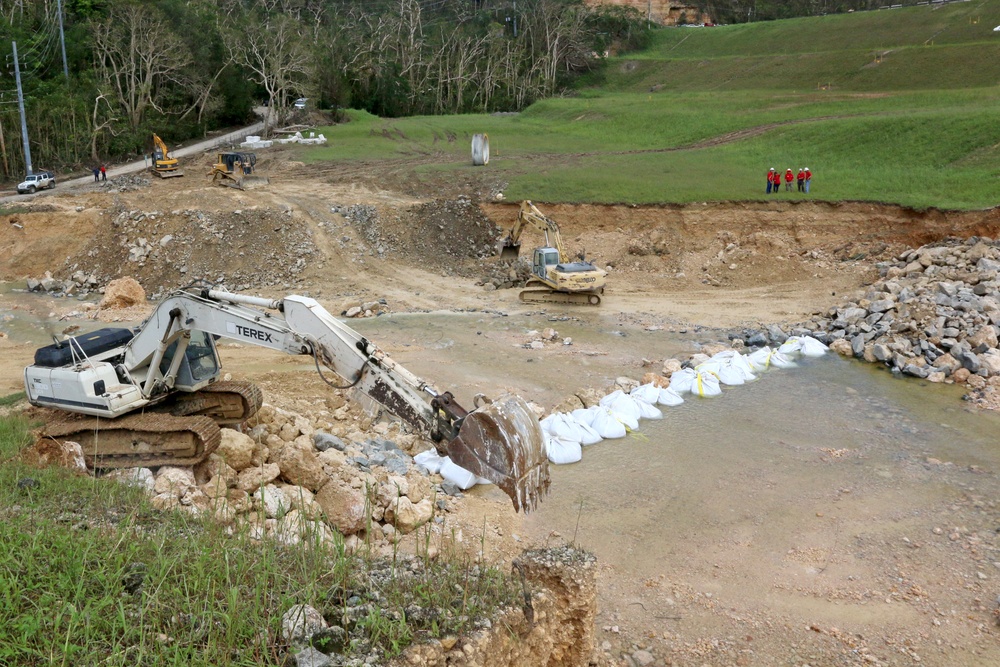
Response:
[104,401,463,554]
[523,327,572,349]
[339,297,389,318]
[478,260,531,291]
[781,237,1000,387]
[27,270,100,298]
[100,174,150,192]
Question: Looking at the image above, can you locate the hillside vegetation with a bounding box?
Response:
[308,2,1000,210]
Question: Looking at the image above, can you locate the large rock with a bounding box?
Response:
[236,462,281,493]
[216,429,255,471]
[254,484,291,518]
[275,440,326,492]
[99,277,145,309]
[154,467,196,498]
[281,604,327,644]
[383,496,434,534]
[968,325,999,350]
[314,478,367,535]
[21,439,87,473]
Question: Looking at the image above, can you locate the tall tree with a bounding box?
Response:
[90,2,192,130]
[224,10,312,128]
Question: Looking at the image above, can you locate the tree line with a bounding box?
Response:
[0,0,650,178]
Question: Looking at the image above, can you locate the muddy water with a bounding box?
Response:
[522,354,1000,664]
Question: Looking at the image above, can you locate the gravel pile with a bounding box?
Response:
[48,204,319,296]
[736,237,1000,388]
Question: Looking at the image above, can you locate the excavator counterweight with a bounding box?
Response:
[24,286,548,513]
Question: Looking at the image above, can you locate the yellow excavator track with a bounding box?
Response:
[44,412,221,469]
[518,286,602,306]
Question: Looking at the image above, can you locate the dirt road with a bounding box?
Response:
[2,141,999,666]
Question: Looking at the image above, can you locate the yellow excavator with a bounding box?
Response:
[499,200,607,305]
[150,134,183,178]
[209,152,269,190]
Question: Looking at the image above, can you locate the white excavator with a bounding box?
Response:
[499,200,607,305]
[24,284,549,512]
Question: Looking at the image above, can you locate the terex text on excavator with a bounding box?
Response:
[24,285,549,512]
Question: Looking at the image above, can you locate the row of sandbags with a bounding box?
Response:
[541,336,829,465]
[412,336,830,485]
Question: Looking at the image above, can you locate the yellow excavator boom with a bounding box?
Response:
[150,134,183,178]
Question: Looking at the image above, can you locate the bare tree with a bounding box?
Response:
[90,92,119,162]
[90,3,192,130]
[224,12,312,131]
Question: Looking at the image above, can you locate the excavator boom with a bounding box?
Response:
[25,286,549,512]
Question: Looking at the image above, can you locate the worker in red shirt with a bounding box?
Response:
[796,168,805,192]
[804,167,812,193]
[784,168,794,191]
[766,167,775,194]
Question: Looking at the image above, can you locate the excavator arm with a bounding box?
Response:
[122,287,549,512]
[499,200,568,262]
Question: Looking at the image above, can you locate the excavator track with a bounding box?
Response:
[518,287,602,306]
[43,413,221,469]
[168,380,263,425]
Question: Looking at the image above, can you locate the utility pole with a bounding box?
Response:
[12,42,32,175]
[56,0,69,80]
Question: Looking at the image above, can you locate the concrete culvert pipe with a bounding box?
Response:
[472,133,490,166]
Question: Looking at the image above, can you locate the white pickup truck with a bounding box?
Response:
[17,171,55,194]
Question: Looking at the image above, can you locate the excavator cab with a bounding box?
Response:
[532,247,560,280]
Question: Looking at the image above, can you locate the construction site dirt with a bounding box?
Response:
[2,145,999,666]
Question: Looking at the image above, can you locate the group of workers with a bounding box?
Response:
[766,167,811,194]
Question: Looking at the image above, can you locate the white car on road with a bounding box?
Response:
[17,171,55,194]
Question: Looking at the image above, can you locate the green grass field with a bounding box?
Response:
[303,2,1000,210]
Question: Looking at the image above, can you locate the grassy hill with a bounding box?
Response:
[307,2,1000,210]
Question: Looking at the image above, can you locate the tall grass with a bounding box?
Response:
[0,411,517,665]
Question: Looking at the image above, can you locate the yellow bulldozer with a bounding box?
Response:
[209,152,269,190]
[499,200,607,305]
[151,134,183,178]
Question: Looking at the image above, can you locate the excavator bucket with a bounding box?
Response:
[446,394,550,513]
[499,239,521,260]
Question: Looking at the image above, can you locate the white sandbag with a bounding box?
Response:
[546,435,582,465]
[729,352,758,381]
[599,391,641,429]
[630,383,661,404]
[670,368,721,397]
[634,398,663,419]
[440,458,478,490]
[667,368,696,394]
[576,421,603,446]
[547,413,587,444]
[696,361,745,386]
[413,449,446,474]
[747,346,795,371]
[657,386,685,406]
[768,350,797,368]
[778,337,803,355]
[591,407,627,439]
[570,407,598,428]
[798,336,829,357]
